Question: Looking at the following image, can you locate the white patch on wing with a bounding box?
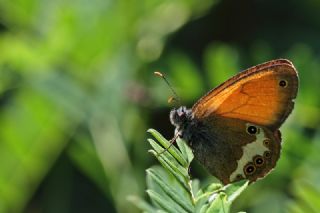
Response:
[229,124,269,182]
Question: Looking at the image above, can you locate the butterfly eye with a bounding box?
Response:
[253,155,264,167]
[279,80,288,88]
[247,125,258,135]
[244,163,256,176]
[264,151,271,159]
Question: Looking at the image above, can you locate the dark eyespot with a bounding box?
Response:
[263,139,271,147]
[247,125,258,135]
[264,151,271,158]
[254,156,264,167]
[279,80,287,87]
[244,164,256,175]
[236,174,242,179]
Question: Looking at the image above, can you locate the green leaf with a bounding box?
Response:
[147,189,187,213]
[223,180,249,203]
[133,129,248,213]
[176,137,194,164]
[147,168,194,212]
[148,129,188,167]
[148,139,189,189]
[206,192,229,213]
[127,195,157,213]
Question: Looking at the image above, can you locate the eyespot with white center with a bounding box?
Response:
[253,155,264,167]
[244,163,256,176]
[247,125,258,135]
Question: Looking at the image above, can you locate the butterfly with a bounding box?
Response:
[169,59,298,185]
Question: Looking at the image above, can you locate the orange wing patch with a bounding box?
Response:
[193,60,298,130]
[216,73,285,124]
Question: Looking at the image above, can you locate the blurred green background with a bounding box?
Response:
[0,0,319,212]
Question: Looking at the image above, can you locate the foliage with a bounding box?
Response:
[0,0,319,212]
[0,0,216,212]
[129,129,248,213]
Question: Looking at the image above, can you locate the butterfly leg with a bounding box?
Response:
[157,133,179,155]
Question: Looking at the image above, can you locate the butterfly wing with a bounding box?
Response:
[192,59,298,131]
[189,59,298,184]
[190,116,281,184]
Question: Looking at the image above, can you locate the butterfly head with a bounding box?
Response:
[170,106,193,135]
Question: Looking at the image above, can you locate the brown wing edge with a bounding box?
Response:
[269,76,298,130]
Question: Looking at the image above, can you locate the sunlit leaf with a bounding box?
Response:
[132,129,248,213]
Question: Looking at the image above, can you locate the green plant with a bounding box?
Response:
[129,129,248,213]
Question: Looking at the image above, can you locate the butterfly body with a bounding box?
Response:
[170,59,298,184]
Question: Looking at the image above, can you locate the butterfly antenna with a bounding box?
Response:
[154,71,181,105]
